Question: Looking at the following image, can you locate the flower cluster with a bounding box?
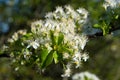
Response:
[7,5,89,77]
[31,6,88,51]
[72,71,100,80]
[103,0,120,9]
[31,5,89,77]
[8,30,27,43]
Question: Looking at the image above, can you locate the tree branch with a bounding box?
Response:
[0,26,120,58]
[88,25,120,38]
[0,53,10,58]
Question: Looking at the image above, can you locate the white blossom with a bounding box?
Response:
[30,5,89,77]
[23,49,32,59]
[8,30,26,43]
[79,34,88,50]
[61,63,72,77]
[63,52,70,59]
[77,8,88,19]
[12,32,18,41]
[61,68,71,77]
[82,53,89,62]
[55,6,64,14]
[103,0,120,9]
[65,5,74,15]
[7,5,91,78]
[15,67,19,71]
[45,12,54,19]
[45,43,53,52]
[27,40,40,49]
[72,71,100,80]
[73,51,82,68]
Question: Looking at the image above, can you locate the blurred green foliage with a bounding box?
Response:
[83,35,120,80]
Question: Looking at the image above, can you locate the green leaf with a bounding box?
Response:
[115,15,119,19]
[50,31,57,45]
[57,33,64,45]
[102,21,110,35]
[23,33,32,38]
[84,75,89,80]
[93,24,100,28]
[53,51,59,64]
[40,49,52,69]
[94,21,110,35]
[40,49,49,65]
[41,50,53,68]
[61,46,73,54]
[22,33,33,40]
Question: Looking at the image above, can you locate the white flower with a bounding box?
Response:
[103,3,110,10]
[45,19,57,30]
[65,5,74,14]
[55,6,64,14]
[77,8,88,19]
[31,20,43,34]
[45,43,53,52]
[61,63,72,77]
[18,30,27,35]
[12,32,18,41]
[8,30,27,43]
[27,40,40,49]
[82,53,89,62]
[45,12,54,19]
[79,34,88,50]
[23,49,32,59]
[63,52,70,59]
[73,51,82,68]
[103,0,120,9]
[21,61,24,65]
[77,8,89,23]
[8,38,14,43]
[61,68,71,77]
[15,67,19,71]
[72,71,100,80]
